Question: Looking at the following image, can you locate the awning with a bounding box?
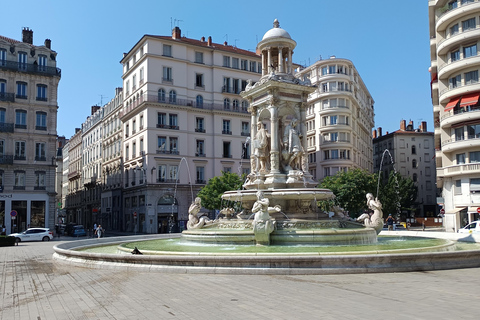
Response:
[445,97,461,112]
[460,92,480,107]
[445,207,467,214]
[468,206,479,213]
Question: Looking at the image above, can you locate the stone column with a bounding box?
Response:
[267,48,272,73]
[269,106,279,173]
[262,51,267,76]
[250,106,258,160]
[288,49,293,74]
[278,47,284,73]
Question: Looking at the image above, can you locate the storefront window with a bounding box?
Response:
[31,201,45,228]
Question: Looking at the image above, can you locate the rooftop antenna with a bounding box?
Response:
[234,39,239,47]
[99,94,107,106]
[224,34,228,43]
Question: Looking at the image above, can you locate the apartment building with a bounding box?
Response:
[295,57,375,180]
[429,0,480,231]
[373,120,437,218]
[64,128,82,225]
[119,27,262,233]
[0,28,61,234]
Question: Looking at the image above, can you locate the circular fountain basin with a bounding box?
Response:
[222,188,334,202]
[182,219,377,245]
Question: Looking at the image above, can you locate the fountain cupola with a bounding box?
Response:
[257,19,297,80]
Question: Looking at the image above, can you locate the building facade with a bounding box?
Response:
[373,120,437,219]
[429,0,480,231]
[118,27,262,233]
[0,28,61,234]
[295,57,375,180]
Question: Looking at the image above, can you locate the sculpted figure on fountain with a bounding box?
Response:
[186,197,213,230]
[356,193,384,234]
[282,118,304,172]
[251,191,280,245]
[253,121,270,174]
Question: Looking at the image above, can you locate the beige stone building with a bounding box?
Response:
[0,28,61,233]
[295,57,375,180]
[429,0,480,231]
[119,27,262,232]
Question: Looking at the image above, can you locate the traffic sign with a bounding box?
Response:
[134,211,137,217]
[477,207,480,214]
[440,208,445,214]
[10,210,17,217]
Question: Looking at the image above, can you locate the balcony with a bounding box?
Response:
[0,122,14,133]
[196,180,206,184]
[195,153,206,157]
[14,155,26,160]
[35,156,47,161]
[241,131,249,136]
[156,149,179,155]
[222,130,232,135]
[0,60,61,77]
[0,92,15,102]
[441,107,480,128]
[442,163,480,177]
[35,126,47,131]
[0,155,14,164]
[195,128,205,133]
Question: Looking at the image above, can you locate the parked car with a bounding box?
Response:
[72,225,86,237]
[458,220,480,234]
[8,228,53,242]
[64,223,79,236]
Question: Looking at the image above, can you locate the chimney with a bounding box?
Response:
[22,27,33,44]
[75,128,81,133]
[224,41,228,46]
[400,120,406,131]
[378,127,382,137]
[407,120,414,131]
[201,36,205,42]
[207,36,212,46]
[44,39,51,49]
[172,26,181,39]
[91,106,100,115]
[115,87,123,95]
[420,121,427,132]
[373,129,377,139]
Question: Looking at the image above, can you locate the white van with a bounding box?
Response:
[458,220,480,234]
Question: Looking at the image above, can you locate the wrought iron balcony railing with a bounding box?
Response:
[0,60,61,77]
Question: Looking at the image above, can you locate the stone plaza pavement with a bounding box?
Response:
[1,237,479,320]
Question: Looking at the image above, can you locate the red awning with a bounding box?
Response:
[445,97,461,112]
[460,92,480,107]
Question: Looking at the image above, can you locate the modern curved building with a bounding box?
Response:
[296,57,375,180]
[429,0,480,231]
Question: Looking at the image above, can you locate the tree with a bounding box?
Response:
[378,171,417,220]
[318,169,377,216]
[197,172,245,211]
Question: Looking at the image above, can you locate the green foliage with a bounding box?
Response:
[318,169,377,215]
[197,172,245,210]
[318,169,418,219]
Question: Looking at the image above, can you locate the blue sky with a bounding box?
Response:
[1,0,432,139]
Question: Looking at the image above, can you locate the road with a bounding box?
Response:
[1,238,479,320]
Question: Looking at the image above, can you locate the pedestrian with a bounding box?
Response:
[95,225,103,238]
[1,225,5,235]
[386,214,394,231]
[55,225,61,238]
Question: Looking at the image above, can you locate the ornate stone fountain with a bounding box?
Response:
[182,19,382,245]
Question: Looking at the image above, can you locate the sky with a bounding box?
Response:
[1,0,432,139]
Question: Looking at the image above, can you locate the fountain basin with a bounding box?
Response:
[222,188,334,202]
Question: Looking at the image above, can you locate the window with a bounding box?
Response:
[223,77,231,92]
[140,138,144,154]
[38,55,47,71]
[158,89,166,102]
[329,65,336,74]
[35,171,46,190]
[330,115,337,125]
[195,73,204,87]
[196,140,205,156]
[411,145,416,154]
[233,79,240,93]
[250,61,256,72]
[451,50,460,62]
[125,124,129,137]
[139,67,144,83]
[157,137,166,152]
[467,123,480,138]
[448,1,458,10]
[462,17,476,31]
[14,171,25,189]
[169,114,178,129]
[132,74,137,90]
[15,110,27,129]
[0,80,5,94]
[233,99,239,111]
[18,52,27,70]
[241,122,249,135]
[36,112,47,130]
[241,100,248,112]
[169,165,178,181]
[163,44,172,57]
[16,82,27,99]
[455,127,464,140]
[224,98,230,110]
[196,167,205,183]
[35,142,46,161]
[140,114,144,129]
[195,51,203,63]
[470,151,480,163]
[0,49,6,66]
[456,153,466,164]
[463,44,477,58]
[449,74,461,88]
[170,137,178,154]
[15,141,26,160]
[454,180,462,194]
[157,113,166,127]
[196,117,205,132]
[413,173,418,182]
[232,58,239,69]
[241,59,248,70]
[132,142,136,158]
[412,159,417,168]
[223,56,230,67]
[169,90,176,103]
[157,165,166,182]
[223,141,231,158]
[470,178,480,192]
[331,150,339,159]
[132,120,136,133]
[163,67,172,82]
[465,70,478,84]
[196,95,203,107]
[223,120,231,134]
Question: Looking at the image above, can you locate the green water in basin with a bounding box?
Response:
[78,236,480,255]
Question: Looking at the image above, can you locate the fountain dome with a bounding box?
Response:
[261,19,292,40]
